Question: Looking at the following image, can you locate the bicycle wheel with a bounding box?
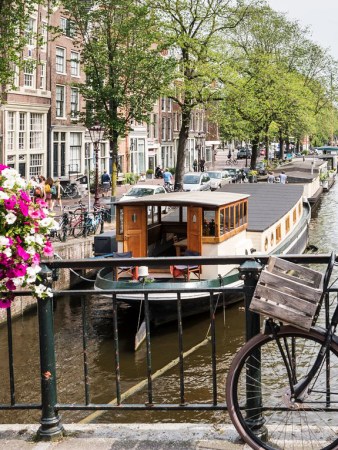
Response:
[65,184,79,199]
[226,326,338,450]
[71,210,85,237]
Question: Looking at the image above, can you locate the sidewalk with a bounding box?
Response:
[0,423,248,449]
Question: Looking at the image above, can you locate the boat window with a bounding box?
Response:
[203,210,216,236]
[225,206,234,231]
[298,202,302,216]
[235,204,240,228]
[147,206,160,225]
[118,208,123,234]
[293,208,297,224]
[276,224,282,243]
[285,216,290,233]
[242,201,247,224]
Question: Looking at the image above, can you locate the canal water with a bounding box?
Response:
[1,182,338,425]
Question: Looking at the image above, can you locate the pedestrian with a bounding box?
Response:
[163,168,173,191]
[193,159,198,172]
[267,171,275,183]
[44,176,55,210]
[240,169,246,183]
[279,171,287,184]
[101,170,111,196]
[200,158,205,172]
[54,178,62,209]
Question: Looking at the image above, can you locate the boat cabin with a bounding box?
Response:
[116,192,249,279]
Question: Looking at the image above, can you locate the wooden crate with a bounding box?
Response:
[250,256,324,331]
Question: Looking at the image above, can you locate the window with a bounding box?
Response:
[161,117,166,141]
[161,97,166,111]
[26,18,36,46]
[56,85,65,117]
[203,210,216,236]
[39,62,46,90]
[30,154,43,177]
[53,132,66,177]
[293,208,297,224]
[285,216,290,233]
[7,112,14,151]
[30,113,43,150]
[167,98,172,112]
[70,88,79,118]
[56,47,66,73]
[167,117,172,141]
[19,113,26,150]
[60,17,75,38]
[153,113,158,139]
[24,60,35,87]
[70,51,80,77]
[69,133,82,173]
[276,224,282,243]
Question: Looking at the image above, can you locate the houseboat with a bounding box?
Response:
[95,185,310,325]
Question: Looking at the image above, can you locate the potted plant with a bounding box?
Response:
[146,169,154,179]
[0,165,58,308]
[248,170,258,183]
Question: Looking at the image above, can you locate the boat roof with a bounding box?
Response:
[219,184,304,231]
[117,191,249,208]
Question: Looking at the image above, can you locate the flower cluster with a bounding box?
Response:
[0,165,58,308]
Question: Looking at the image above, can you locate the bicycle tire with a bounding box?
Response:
[226,325,338,450]
[71,210,85,237]
[64,184,78,199]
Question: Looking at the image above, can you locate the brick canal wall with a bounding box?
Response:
[0,236,95,324]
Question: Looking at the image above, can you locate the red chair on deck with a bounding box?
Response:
[171,250,201,281]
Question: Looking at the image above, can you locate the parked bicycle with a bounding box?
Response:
[49,207,72,242]
[226,253,337,450]
[72,206,105,237]
[60,182,79,199]
[225,158,238,165]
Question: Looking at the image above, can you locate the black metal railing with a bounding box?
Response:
[0,254,336,441]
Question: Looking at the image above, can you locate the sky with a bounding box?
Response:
[267,0,338,60]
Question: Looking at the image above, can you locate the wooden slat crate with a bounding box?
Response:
[250,256,324,331]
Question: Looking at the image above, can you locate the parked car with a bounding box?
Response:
[183,172,211,191]
[223,167,241,183]
[237,148,252,159]
[119,184,167,214]
[207,170,232,190]
[255,161,267,175]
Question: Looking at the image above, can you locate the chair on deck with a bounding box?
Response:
[113,251,136,280]
[171,250,201,281]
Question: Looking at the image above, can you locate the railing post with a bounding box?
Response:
[238,260,263,342]
[238,260,267,438]
[37,265,64,441]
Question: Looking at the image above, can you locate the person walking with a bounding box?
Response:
[45,176,55,211]
[267,171,275,183]
[279,171,287,184]
[53,178,62,209]
[193,159,198,172]
[101,170,111,196]
[199,158,205,172]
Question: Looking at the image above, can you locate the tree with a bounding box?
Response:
[152,0,256,189]
[61,0,175,196]
[0,0,44,104]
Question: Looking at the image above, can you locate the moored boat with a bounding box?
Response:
[94,185,310,325]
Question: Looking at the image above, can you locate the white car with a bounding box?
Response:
[207,170,232,190]
[183,173,211,191]
[119,184,167,214]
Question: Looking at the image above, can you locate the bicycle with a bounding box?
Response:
[226,252,338,450]
[225,158,238,165]
[164,181,174,193]
[61,182,79,199]
[48,207,72,242]
[73,206,104,237]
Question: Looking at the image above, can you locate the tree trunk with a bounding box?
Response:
[279,131,284,160]
[250,136,259,170]
[175,105,191,191]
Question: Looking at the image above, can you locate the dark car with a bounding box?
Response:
[237,148,252,159]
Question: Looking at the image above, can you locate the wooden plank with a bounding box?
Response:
[250,297,313,330]
[259,271,321,303]
[254,284,318,316]
[267,257,323,288]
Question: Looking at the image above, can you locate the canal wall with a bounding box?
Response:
[0,236,96,325]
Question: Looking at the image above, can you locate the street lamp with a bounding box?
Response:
[88,123,104,209]
[195,132,205,170]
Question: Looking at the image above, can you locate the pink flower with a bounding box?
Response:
[8,264,27,277]
[43,241,54,257]
[20,190,31,202]
[18,200,29,217]
[0,296,13,308]
[17,245,30,261]
[32,253,40,264]
[4,196,17,210]
[0,164,9,172]
[5,279,16,291]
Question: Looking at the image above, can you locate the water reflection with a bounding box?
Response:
[0,182,336,424]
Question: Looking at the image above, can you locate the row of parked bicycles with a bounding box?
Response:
[49,201,109,242]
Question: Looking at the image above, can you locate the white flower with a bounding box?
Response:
[26,246,37,255]
[12,276,25,287]
[45,287,53,298]
[3,247,12,257]
[24,235,35,245]
[0,191,9,200]
[35,234,45,246]
[5,212,17,224]
[34,284,48,296]
[0,236,10,247]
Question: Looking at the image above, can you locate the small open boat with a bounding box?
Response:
[95,185,310,326]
